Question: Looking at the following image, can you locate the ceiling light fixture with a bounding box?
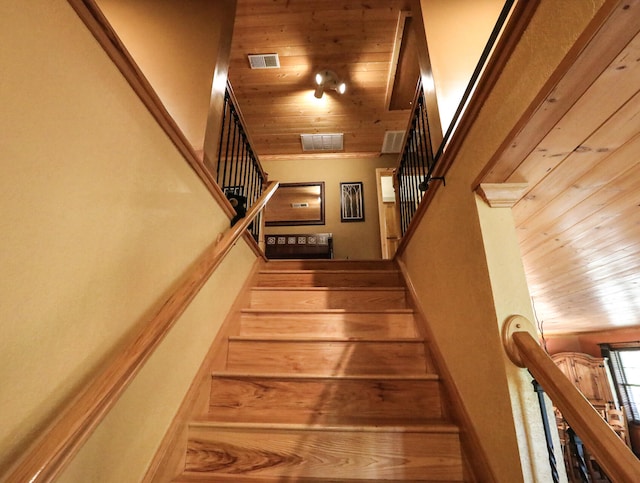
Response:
[314,70,347,98]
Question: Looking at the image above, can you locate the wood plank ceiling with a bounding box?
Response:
[480,2,640,335]
[228,0,416,160]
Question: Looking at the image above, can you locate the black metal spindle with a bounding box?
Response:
[216,85,266,242]
[217,93,230,181]
[532,380,560,483]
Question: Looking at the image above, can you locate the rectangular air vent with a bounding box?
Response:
[248,53,280,69]
[381,130,405,153]
[300,133,344,151]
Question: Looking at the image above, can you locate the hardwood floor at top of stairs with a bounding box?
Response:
[173,260,464,482]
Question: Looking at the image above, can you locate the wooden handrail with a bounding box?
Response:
[506,322,640,482]
[3,181,279,483]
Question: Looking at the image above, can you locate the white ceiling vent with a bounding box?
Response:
[248,53,280,69]
[381,130,405,153]
[300,133,344,151]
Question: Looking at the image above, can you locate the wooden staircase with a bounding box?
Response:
[173,260,464,482]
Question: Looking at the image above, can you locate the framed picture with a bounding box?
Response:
[340,182,365,222]
[264,182,325,226]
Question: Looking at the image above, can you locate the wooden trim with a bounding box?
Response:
[395,0,539,259]
[2,181,279,483]
[396,260,497,483]
[142,257,265,482]
[66,0,236,219]
[477,182,529,208]
[512,330,640,482]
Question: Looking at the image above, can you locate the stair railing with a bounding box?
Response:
[394,0,521,238]
[502,315,640,483]
[2,181,279,483]
[216,83,268,242]
[395,84,439,235]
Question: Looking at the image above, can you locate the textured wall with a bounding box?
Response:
[0,0,253,479]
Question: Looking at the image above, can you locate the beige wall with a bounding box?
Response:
[402,0,604,480]
[96,0,232,152]
[420,0,507,134]
[0,0,252,479]
[263,155,397,259]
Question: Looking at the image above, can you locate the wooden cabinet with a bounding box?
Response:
[551,352,615,413]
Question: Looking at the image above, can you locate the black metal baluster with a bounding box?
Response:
[217,92,230,184]
[532,380,560,483]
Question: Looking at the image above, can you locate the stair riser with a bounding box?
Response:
[186,427,463,480]
[226,340,428,375]
[250,289,406,310]
[240,311,417,338]
[262,260,396,271]
[256,271,403,287]
[210,377,443,423]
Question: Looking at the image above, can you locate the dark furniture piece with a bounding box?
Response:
[265,233,333,259]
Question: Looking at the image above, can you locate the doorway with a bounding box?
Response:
[376,168,401,259]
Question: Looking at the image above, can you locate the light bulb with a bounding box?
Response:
[337,82,346,94]
[315,72,324,85]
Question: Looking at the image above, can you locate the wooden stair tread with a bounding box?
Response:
[228,335,424,342]
[241,307,414,313]
[174,475,456,482]
[189,420,460,433]
[259,269,401,274]
[252,286,406,292]
[203,414,451,427]
[226,338,431,374]
[184,424,463,480]
[212,371,439,380]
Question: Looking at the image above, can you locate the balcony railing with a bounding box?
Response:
[395,0,517,237]
[396,86,440,235]
[217,84,267,242]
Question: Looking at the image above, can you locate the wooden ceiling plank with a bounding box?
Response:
[526,242,640,289]
[512,87,640,225]
[514,131,640,248]
[480,0,640,184]
[529,278,637,306]
[522,213,640,272]
[233,40,395,57]
[505,32,640,188]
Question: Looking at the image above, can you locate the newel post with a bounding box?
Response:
[502,315,560,483]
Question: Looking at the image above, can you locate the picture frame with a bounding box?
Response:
[264,182,325,226]
[340,181,365,222]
